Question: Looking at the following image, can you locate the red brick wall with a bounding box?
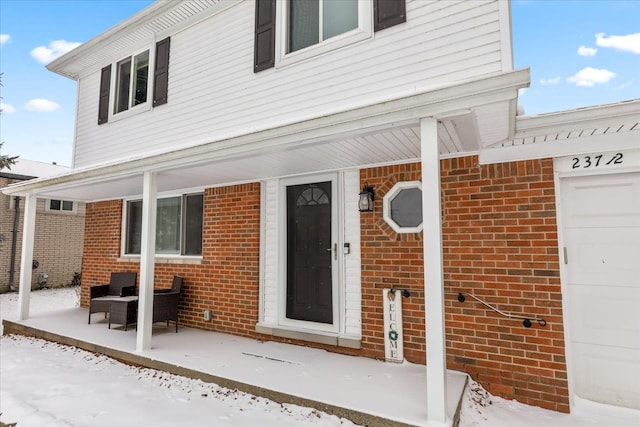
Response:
[81,184,261,339]
[81,200,133,306]
[81,158,568,412]
[181,184,261,335]
[360,157,569,412]
[360,163,426,362]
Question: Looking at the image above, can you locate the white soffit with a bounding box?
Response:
[479,99,640,164]
[5,123,461,202]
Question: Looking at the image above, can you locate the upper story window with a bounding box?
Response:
[254,0,405,72]
[98,37,170,125]
[115,50,149,114]
[288,0,358,53]
[277,0,371,66]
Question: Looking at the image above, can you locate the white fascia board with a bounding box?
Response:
[479,130,639,164]
[2,69,530,198]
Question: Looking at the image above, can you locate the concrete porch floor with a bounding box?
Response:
[2,308,467,427]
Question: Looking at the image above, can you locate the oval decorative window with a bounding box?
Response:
[383,181,423,233]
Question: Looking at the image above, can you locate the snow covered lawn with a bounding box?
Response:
[1,287,639,427]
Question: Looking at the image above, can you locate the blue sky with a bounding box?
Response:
[1,0,639,166]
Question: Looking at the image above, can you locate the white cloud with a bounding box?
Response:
[1,102,16,114]
[595,32,640,54]
[577,46,597,57]
[567,67,616,87]
[540,77,561,85]
[30,40,81,64]
[25,99,61,112]
[0,34,9,45]
[53,137,72,144]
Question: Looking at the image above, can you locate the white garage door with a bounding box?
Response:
[561,172,640,409]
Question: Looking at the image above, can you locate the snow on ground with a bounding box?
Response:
[1,287,639,427]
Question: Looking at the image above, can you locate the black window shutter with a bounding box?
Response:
[374,0,406,32]
[98,65,111,125]
[153,37,171,107]
[254,0,276,73]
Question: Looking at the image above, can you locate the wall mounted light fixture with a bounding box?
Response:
[358,182,375,212]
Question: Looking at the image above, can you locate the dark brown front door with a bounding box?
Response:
[286,182,333,324]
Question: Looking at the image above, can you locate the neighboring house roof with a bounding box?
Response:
[0,159,70,181]
[479,99,640,164]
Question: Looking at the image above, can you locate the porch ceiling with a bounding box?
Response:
[24,125,426,201]
[3,70,530,202]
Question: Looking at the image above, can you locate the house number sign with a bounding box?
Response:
[557,148,639,173]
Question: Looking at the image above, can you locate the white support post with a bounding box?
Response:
[420,117,448,425]
[17,194,37,321]
[136,171,157,352]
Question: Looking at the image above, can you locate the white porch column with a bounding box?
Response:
[17,193,37,321]
[136,171,157,351]
[420,117,448,424]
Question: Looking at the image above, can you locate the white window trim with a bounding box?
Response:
[46,199,77,214]
[108,45,156,123]
[383,181,424,234]
[260,172,362,342]
[275,0,373,68]
[120,191,204,258]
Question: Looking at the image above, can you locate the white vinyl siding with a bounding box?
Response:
[262,179,279,325]
[73,0,505,168]
[342,170,361,336]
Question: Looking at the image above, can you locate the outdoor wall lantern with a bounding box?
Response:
[358,182,375,212]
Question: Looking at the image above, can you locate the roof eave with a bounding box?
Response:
[46,0,176,79]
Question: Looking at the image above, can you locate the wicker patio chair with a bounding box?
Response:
[88,272,137,324]
[153,291,180,332]
[154,275,183,294]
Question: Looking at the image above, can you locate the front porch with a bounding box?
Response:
[2,307,468,427]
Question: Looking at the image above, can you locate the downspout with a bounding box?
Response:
[8,196,20,292]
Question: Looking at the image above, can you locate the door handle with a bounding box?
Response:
[326,243,337,260]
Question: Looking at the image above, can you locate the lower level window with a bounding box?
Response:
[125,193,203,256]
[48,199,74,212]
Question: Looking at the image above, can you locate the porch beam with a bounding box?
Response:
[420,117,448,424]
[17,193,37,321]
[136,171,157,352]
